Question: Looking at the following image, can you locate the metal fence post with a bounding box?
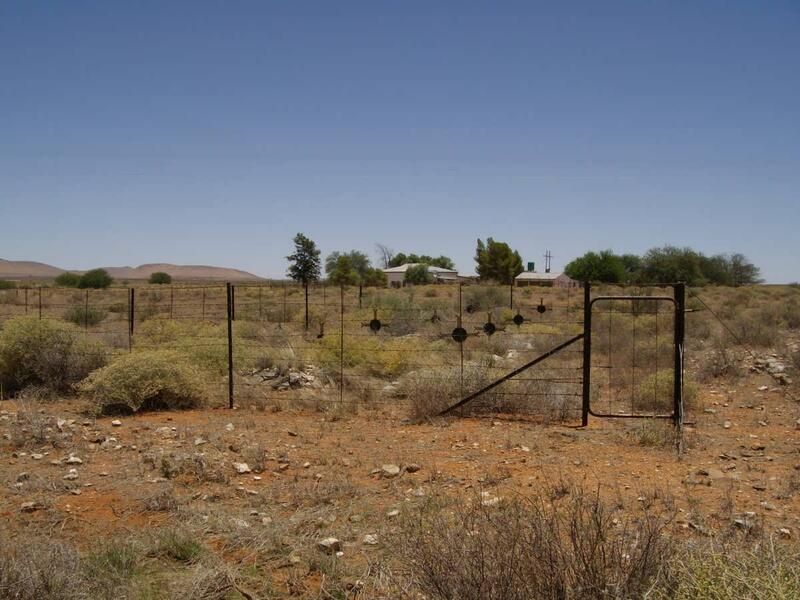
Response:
[128,288,134,352]
[340,285,345,406]
[231,284,236,321]
[581,282,592,427]
[226,282,234,409]
[304,282,309,330]
[673,282,686,428]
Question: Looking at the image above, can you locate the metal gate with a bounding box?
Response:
[439,282,686,427]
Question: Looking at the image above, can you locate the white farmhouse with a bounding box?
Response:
[382,263,459,288]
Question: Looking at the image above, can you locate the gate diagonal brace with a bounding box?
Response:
[438,333,585,416]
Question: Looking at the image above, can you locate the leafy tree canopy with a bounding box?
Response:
[55,272,81,287]
[565,246,761,286]
[474,238,524,284]
[286,233,321,285]
[564,251,627,283]
[404,264,433,284]
[77,268,113,289]
[326,250,386,287]
[389,253,455,270]
[148,271,172,285]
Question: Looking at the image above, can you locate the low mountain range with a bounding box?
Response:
[0,259,263,281]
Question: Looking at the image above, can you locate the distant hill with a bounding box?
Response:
[0,259,263,281]
[0,259,65,279]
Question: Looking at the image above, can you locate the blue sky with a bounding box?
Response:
[1,1,798,282]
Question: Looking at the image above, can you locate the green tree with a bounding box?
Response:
[564,251,627,283]
[286,233,321,330]
[474,238,524,284]
[327,254,360,286]
[55,272,81,287]
[404,264,433,284]
[388,252,455,270]
[78,268,113,289]
[286,233,321,285]
[326,250,387,287]
[362,267,387,287]
[639,246,705,286]
[727,253,762,286]
[148,271,172,285]
[326,251,370,280]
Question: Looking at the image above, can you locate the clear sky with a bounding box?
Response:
[1,1,798,282]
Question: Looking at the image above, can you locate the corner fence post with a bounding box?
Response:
[581,282,592,427]
[673,282,686,427]
[226,282,234,409]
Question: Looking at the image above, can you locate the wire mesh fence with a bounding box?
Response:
[0,281,685,424]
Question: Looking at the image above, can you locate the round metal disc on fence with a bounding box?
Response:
[369,318,382,332]
[465,304,477,314]
[482,322,496,336]
[513,313,524,326]
[451,327,468,342]
[537,303,547,314]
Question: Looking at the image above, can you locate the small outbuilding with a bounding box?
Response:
[515,271,578,288]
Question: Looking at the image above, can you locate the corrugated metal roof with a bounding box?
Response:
[382,263,458,274]
[515,271,568,280]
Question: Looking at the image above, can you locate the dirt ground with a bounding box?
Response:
[2,362,799,597]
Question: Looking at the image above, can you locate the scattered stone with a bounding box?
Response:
[386,509,400,518]
[381,464,401,478]
[317,537,342,554]
[723,421,732,429]
[194,437,208,446]
[287,430,298,437]
[20,501,43,513]
[65,455,83,465]
[111,420,122,427]
[225,423,235,432]
[362,534,379,545]
[31,453,44,460]
[16,472,29,482]
[405,463,421,473]
[233,463,252,474]
[63,469,79,481]
[261,516,273,525]
[303,462,311,468]
[779,528,792,538]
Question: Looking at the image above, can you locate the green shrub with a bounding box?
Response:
[0,317,107,395]
[55,272,81,287]
[77,350,205,413]
[148,272,172,284]
[63,305,107,327]
[78,268,113,289]
[0,279,15,290]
